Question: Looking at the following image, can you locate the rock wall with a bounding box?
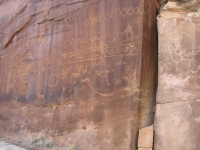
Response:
[155,1,200,150]
[0,0,158,149]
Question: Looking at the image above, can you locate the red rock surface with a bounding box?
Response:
[0,0,158,149]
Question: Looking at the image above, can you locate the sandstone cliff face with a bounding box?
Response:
[0,0,158,149]
[155,0,200,150]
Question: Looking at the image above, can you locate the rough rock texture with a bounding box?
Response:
[155,1,200,150]
[157,17,200,103]
[0,0,158,149]
[138,125,153,148]
[0,141,26,150]
[159,0,200,18]
[155,100,200,150]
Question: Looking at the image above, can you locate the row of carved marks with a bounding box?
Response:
[83,6,143,26]
[0,20,139,80]
[12,5,142,41]
[53,57,138,98]
[0,30,141,100]
[0,37,140,84]
[0,2,142,100]
[49,60,113,97]
[62,22,137,50]
[0,55,139,103]
[1,21,134,73]
[0,54,139,101]
[61,40,139,63]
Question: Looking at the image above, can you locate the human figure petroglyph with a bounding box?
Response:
[102,69,111,85]
[99,40,106,57]
[125,23,133,39]
[89,64,116,96]
[95,68,111,85]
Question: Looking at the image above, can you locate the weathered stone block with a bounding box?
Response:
[157,17,200,104]
[154,100,200,150]
[156,2,200,149]
[138,125,153,148]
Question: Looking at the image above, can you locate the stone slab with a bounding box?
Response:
[154,99,200,150]
[138,125,153,148]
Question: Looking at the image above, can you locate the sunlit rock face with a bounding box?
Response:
[155,1,200,150]
[0,0,158,149]
[159,0,200,18]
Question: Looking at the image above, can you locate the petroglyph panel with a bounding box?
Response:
[0,0,158,150]
[157,17,200,103]
[0,1,143,102]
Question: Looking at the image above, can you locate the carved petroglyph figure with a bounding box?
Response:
[90,65,116,96]
[95,68,111,85]
[125,23,133,39]
[48,74,59,88]
[102,69,111,85]
[72,72,80,79]
[59,68,70,79]
[99,40,106,56]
